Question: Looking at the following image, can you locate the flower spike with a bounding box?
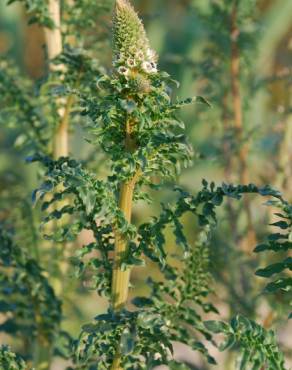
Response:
[113,0,158,75]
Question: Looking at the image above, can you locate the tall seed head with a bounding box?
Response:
[113,0,158,77]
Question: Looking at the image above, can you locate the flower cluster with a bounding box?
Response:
[113,0,158,77]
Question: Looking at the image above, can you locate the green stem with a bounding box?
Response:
[31,296,52,370]
[111,180,135,311]
[33,341,52,370]
[111,118,140,369]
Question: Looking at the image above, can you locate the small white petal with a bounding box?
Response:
[127,58,137,67]
[142,61,157,74]
[118,66,130,76]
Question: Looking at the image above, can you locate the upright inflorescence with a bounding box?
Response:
[113,0,158,78]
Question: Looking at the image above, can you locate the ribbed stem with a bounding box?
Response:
[111,355,122,370]
[112,181,135,311]
[111,117,139,369]
[111,175,138,370]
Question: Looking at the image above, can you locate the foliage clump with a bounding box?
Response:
[255,199,292,317]
[0,226,62,358]
[0,346,27,370]
[205,315,286,370]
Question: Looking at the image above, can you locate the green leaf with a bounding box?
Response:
[254,241,292,253]
[240,350,251,370]
[256,257,292,278]
[132,297,153,308]
[120,328,135,355]
[270,221,289,230]
[219,334,235,351]
[193,96,212,106]
[204,320,230,334]
[264,278,292,293]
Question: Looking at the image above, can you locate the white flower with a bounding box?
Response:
[154,352,162,361]
[126,58,137,68]
[142,61,151,73]
[149,61,158,73]
[142,61,157,74]
[118,66,130,76]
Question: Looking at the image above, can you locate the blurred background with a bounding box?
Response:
[0,0,291,369]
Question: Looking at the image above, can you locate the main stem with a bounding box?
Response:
[110,182,134,370]
[230,3,256,253]
[112,181,135,311]
[111,119,138,370]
